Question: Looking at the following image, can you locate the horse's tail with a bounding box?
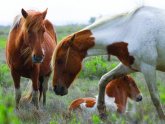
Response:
[21,80,33,102]
[21,79,43,103]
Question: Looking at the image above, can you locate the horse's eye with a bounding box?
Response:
[28,30,33,36]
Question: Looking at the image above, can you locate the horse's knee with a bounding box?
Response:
[150,93,160,106]
[152,96,160,106]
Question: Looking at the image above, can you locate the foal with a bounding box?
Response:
[69,75,142,113]
[6,8,57,109]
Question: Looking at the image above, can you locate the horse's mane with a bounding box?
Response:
[10,15,22,32]
[23,10,45,33]
[51,35,69,69]
[85,6,143,30]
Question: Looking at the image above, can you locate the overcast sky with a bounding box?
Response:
[0,0,165,25]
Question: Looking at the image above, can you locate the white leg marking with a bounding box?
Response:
[32,90,39,109]
[42,76,50,105]
[15,88,21,109]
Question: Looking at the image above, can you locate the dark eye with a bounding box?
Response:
[57,59,63,65]
[28,30,33,36]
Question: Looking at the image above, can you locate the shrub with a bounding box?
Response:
[79,56,119,79]
[0,37,6,49]
[0,64,12,87]
[0,87,20,124]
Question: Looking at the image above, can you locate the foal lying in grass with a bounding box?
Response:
[69,75,142,113]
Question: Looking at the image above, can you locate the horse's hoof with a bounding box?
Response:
[99,112,107,120]
[97,104,107,120]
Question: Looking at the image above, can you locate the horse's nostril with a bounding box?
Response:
[32,55,44,63]
[61,87,65,92]
[136,95,142,102]
[54,85,68,96]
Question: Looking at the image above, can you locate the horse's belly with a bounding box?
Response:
[156,44,165,71]
[156,62,165,71]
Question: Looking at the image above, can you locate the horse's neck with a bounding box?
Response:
[86,15,131,56]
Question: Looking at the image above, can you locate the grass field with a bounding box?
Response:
[0,25,165,124]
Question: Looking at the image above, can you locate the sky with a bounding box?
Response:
[0,0,165,25]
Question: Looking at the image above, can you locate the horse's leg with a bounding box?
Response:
[31,66,40,109]
[141,62,165,120]
[39,77,43,102]
[97,63,134,118]
[42,75,50,106]
[11,70,21,109]
[38,75,49,106]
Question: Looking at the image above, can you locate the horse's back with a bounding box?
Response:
[126,6,165,68]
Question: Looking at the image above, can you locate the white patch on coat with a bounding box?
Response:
[79,94,117,114]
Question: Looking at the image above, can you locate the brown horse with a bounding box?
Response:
[69,75,142,113]
[6,8,57,109]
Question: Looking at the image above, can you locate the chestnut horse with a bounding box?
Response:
[52,6,165,119]
[69,75,142,113]
[6,8,57,109]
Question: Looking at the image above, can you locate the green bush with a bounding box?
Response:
[0,87,20,124]
[79,56,119,79]
[0,64,12,87]
[0,37,6,49]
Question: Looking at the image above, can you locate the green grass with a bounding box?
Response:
[0,26,165,123]
[0,87,20,124]
[0,37,6,49]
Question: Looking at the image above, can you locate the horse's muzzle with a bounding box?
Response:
[54,85,68,96]
[136,94,143,102]
[32,55,44,63]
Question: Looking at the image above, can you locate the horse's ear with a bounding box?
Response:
[21,8,28,18]
[69,34,76,45]
[42,8,48,19]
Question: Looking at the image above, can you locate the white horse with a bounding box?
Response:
[52,6,165,119]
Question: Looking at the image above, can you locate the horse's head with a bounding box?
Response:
[21,8,48,63]
[52,30,94,96]
[123,75,142,102]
